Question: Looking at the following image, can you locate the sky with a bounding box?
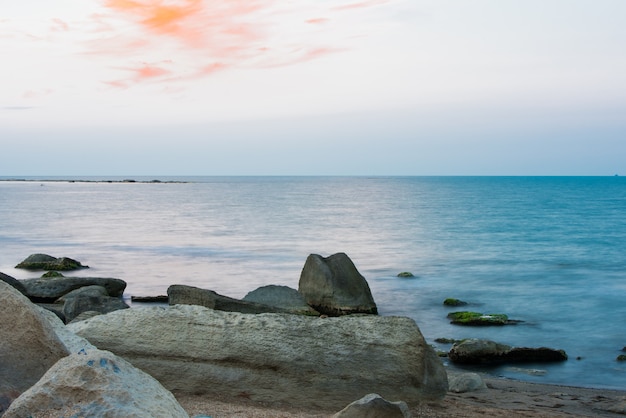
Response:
[1,0,625,176]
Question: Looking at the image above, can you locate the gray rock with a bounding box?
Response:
[15,253,88,271]
[0,281,70,414]
[63,286,130,323]
[57,284,108,303]
[3,349,189,418]
[448,372,487,393]
[0,271,27,295]
[333,393,412,418]
[243,285,319,315]
[298,253,377,316]
[33,304,96,353]
[68,305,448,410]
[168,284,288,314]
[449,339,568,365]
[69,310,103,324]
[20,276,127,302]
[449,339,511,364]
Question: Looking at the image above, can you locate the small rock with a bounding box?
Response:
[617,355,626,361]
[397,272,414,278]
[448,372,487,393]
[443,298,468,307]
[333,393,411,418]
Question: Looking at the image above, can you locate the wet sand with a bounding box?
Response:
[175,372,626,418]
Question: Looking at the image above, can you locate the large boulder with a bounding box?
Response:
[298,253,377,316]
[68,305,448,410]
[333,393,412,418]
[243,285,319,315]
[449,339,568,365]
[20,275,127,302]
[168,284,288,314]
[0,281,70,414]
[62,285,130,323]
[15,253,88,271]
[3,349,189,418]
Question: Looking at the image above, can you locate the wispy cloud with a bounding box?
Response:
[82,0,396,88]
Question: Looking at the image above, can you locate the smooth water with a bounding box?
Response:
[1,176,625,389]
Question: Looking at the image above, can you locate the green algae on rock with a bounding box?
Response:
[447,311,516,326]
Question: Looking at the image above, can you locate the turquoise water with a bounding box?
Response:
[1,176,625,389]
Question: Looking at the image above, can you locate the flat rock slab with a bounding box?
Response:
[69,305,448,410]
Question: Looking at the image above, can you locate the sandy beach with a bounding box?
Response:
[174,372,626,418]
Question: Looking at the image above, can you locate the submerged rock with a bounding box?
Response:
[15,254,88,271]
[448,339,567,365]
[443,298,468,307]
[397,272,415,278]
[298,253,377,316]
[447,311,520,326]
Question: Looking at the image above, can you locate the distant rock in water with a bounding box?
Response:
[447,311,521,326]
[15,254,88,271]
[298,253,377,316]
[448,339,567,365]
[443,298,468,307]
[397,272,415,278]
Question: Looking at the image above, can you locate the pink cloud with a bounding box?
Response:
[51,18,70,32]
[332,0,390,11]
[85,0,395,88]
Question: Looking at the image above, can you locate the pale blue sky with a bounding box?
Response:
[1,0,625,175]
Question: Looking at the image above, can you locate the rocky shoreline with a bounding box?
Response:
[2,252,626,417]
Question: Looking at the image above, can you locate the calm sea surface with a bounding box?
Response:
[1,176,625,389]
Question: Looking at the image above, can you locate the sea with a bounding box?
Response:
[1,176,625,390]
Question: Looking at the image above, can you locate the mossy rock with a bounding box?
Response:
[443,298,468,307]
[15,254,88,271]
[396,272,415,278]
[617,355,626,362]
[447,311,514,326]
[41,271,64,278]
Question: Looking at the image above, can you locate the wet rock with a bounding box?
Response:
[447,311,521,326]
[298,253,377,316]
[449,339,567,365]
[397,272,415,278]
[443,298,468,307]
[15,253,88,271]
